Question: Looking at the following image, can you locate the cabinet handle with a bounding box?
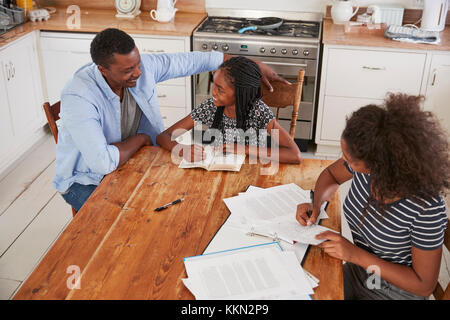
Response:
[431,70,437,86]
[143,48,165,53]
[362,66,386,71]
[10,62,15,79]
[158,94,167,98]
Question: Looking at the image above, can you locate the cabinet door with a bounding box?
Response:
[0,52,14,160]
[320,96,382,143]
[2,34,42,138]
[425,54,450,136]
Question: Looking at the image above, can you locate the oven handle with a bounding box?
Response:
[262,61,307,68]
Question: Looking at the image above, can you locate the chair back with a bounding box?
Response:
[433,216,449,300]
[261,69,305,138]
[43,101,61,144]
[42,101,77,217]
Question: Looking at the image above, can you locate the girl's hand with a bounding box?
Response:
[296,203,319,226]
[316,231,359,263]
[183,144,205,162]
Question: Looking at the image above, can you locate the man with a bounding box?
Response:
[54,28,287,212]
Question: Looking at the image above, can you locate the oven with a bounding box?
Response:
[192,9,323,151]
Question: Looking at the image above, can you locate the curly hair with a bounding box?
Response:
[342,93,450,207]
[90,28,135,68]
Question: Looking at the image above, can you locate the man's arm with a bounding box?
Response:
[112,133,152,167]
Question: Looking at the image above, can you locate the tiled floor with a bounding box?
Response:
[0,132,448,299]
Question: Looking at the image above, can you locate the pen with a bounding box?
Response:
[154,198,184,212]
[307,190,314,218]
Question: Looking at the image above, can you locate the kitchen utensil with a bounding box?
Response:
[331,0,359,25]
[421,0,448,32]
[237,17,283,34]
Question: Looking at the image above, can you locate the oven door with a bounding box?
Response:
[193,55,318,140]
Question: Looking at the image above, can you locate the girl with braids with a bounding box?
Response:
[156,56,301,163]
[297,93,449,300]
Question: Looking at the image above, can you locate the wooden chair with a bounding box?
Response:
[261,69,305,139]
[433,217,450,300]
[43,101,77,217]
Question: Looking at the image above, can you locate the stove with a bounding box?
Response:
[192,9,323,150]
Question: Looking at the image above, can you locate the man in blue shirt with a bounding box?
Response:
[54,28,286,212]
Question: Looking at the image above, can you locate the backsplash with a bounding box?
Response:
[37,0,205,12]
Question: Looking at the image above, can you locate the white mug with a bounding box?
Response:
[150,8,177,23]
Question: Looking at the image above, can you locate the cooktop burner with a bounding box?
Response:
[196,16,320,39]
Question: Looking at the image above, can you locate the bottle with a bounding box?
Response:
[16,0,32,13]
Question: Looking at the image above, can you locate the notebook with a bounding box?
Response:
[178,145,246,172]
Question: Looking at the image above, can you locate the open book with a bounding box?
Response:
[179,146,246,172]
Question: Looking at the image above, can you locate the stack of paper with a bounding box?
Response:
[182,242,316,300]
[223,183,337,245]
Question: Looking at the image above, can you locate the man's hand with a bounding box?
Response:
[223,54,290,92]
[254,60,291,92]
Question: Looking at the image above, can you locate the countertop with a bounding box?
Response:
[322,19,450,52]
[0,8,207,48]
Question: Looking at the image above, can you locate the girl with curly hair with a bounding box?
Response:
[297,93,449,299]
[156,56,302,164]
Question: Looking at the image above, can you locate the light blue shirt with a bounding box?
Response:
[54,51,223,193]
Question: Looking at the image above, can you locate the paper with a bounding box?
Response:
[223,183,312,228]
[179,145,246,172]
[250,202,335,245]
[183,242,313,300]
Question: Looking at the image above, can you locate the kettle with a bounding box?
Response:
[421,0,448,32]
[150,0,178,23]
[331,0,359,25]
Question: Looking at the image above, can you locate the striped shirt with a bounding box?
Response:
[343,162,448,266]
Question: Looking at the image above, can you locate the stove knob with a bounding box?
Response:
[303,49,310,56]
[292,49,299,55]
[222,44,229,51]
[281,49,287,55]
[270,48,276,54]
[260,47,266,53]
[202,43,208,50]
[212,44,219,50]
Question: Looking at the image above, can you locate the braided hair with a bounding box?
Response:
[211,56,262,131]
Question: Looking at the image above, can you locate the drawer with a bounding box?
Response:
[156,85,186,108]
[325,48,426,99]
[160,107,187,128]
[134,37,185,54]
[320,95,382,142]
[40,36,93,53]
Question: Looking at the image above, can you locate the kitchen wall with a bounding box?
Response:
[205,0,426,12]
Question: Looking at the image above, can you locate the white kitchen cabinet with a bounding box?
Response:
[0,31,46,176]
[315,45,428,157]
[40,32,192,128]
[424,53,450,137]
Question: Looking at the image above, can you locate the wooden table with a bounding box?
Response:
[14,147,343,300]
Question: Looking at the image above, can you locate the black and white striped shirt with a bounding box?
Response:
[343,162,448,266]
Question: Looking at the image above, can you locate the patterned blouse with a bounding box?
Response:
[189,98,275,146]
